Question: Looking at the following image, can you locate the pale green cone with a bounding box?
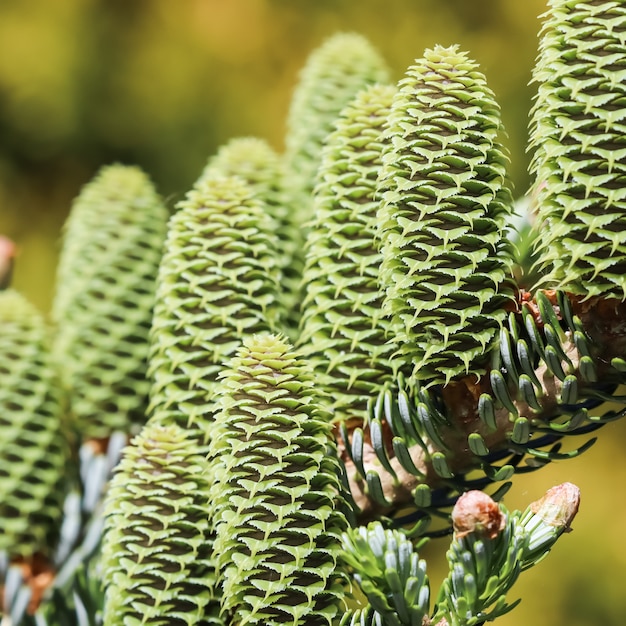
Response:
[0,289,70,560]
[101,422,221,626]
[284,33,390,335]
[197,137,301,338]
[377,45,515,386]
[147,175,282,447]
[52,164,169,439]
[298,84,405,424]
[197,137,289,233]
[284,32,390,225]
[210,333,348,626]
[529,0,626,298]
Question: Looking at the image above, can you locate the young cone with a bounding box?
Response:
[298,83,404,424]
[529,0,626,297]
[284,32,390,224]
[197,137,300,338]
[101,422,220,626]
[210,333,348,626]
[147,175,282,448]
[52,164,169,439]
[377,45,515,385]
[0,289,70,560]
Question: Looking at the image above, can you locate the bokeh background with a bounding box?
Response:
[1,1,625,624]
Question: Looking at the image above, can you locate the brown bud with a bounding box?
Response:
[529,482,580,531]
[422,617,449,626]
[0,235,15,290]
[452,490,505,540]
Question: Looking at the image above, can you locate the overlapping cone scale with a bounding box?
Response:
[298,83,405,423]
[284,32,390,220]
[197,137,301,338]
[101,422,220,626]
[147,175,282,446]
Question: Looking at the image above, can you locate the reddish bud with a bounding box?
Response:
[0,235,16,289]
[452,490,505,540]
[529,482,580,531]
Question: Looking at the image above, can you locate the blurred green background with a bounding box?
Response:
[1,1,625,624]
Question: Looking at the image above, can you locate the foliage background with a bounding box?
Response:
[0,1,624,624]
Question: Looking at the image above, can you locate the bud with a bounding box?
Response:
[521,482,581,566]
[0,235,16,290]
[530,482,580,530]
[452,491,505,540]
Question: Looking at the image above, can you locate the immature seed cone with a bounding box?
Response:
[377,45,515,385]
[210,334,348,626]
[101,422,220,626]
[147,176,282,447]
[0,289,70,560]
[298,84,405,423]
[197,137,301,338]
[284,32,390,222]
[197,137,289,233]
[529,0,626,298]
[451,491,505,540]
[521,481,581,566]
[52,164,169,439]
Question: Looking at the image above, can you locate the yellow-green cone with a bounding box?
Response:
[377,46,515,385]
[298,84,404,424]
[197,137,301,338]
[147,176,282,447]
[52,164,169,439]
[210,334,348,626]
[529,0,626,298]
[285,32,389,206]
[101,422,221,626]
[0,289,70,560]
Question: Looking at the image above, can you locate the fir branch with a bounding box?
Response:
[433,485,580,626]
[341,290,626,520]
[340,522,430,626]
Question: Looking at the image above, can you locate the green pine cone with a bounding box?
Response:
[210,333,348,626]
[377,45,515,385]
[101,422,220,626]
[52,164,169,440]
[284,32,390,221]
[529,0,626,298]
[197,137,289,232]
[298,84,404,424]
[0,289,70,560]
[147,175,282,443]
[196,137,301,338]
